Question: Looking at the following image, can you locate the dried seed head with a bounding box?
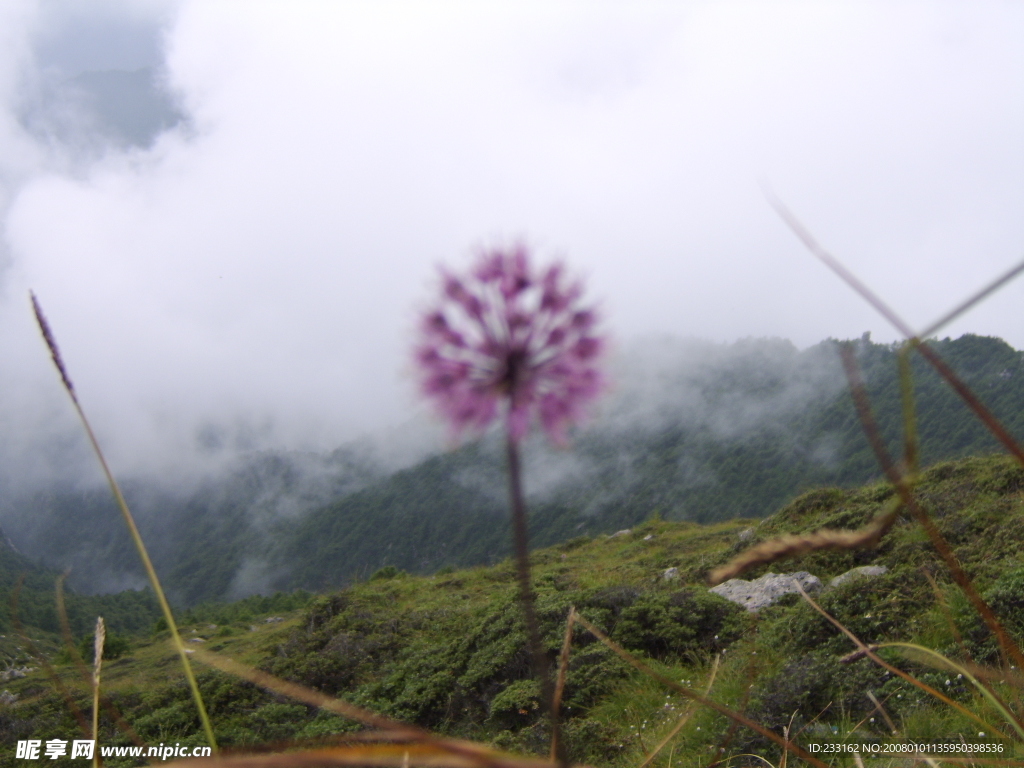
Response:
[707,504,899,585]
[93,616,106,681]
[30,292,76,399]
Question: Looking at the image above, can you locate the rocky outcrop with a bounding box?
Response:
[710,571,822,612]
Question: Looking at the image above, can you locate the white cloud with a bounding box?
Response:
[0,0,1022,481]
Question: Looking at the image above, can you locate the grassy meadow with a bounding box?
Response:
[3,454,1024,766]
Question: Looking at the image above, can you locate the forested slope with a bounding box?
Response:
[2,333,1022,603]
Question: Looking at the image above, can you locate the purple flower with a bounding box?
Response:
[415,245,605,444]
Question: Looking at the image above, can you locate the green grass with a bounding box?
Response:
[3,453,1024,766]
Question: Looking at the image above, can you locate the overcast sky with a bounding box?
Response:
[0,1,1022,479]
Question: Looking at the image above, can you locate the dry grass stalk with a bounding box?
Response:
[637,654,721,768]
[191,649,421,736]
[190,650,558,768]
[838,645,882,664]
[767,199,1024,468]
[161,743,562,768]
[791,581,1010,741]
[836,346,1024,675]
[54,576,147,749]
[92,617,105,768]
[10,577,91,737]
[570,612,831,768]
[549,606,576,761]
[864,690,898,736]
[30,293,218,751]
[707,497,901,585]
[711,335,1024,679]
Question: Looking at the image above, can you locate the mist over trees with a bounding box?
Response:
[1,333,1021,605]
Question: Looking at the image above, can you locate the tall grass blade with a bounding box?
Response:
[898,347,919,475]
[570,612,831,768]
[30,292,218,750]
[549,606,576,761]
[54,576,148,749]
[838,345,1024,671]
[191,648,423,736]
[911,341,1024,467]
[93,616,105,768]
[768,200,1024,467]
[637,654,721,768]
[11,577,90,736]
[190,649,549,768]
[919,256,1024,339]
[881,642,1024,741]
[792,581,1008,740]
[160,743,562,768]
[864,690,897,736]
[766,195,916,338]
[708,495,901,584]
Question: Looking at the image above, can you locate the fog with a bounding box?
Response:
[0,1,1022,490]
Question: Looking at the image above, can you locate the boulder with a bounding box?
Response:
[710,571,822,612]
[829,565,887,589]
[662,567,680,581]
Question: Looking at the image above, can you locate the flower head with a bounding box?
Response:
[415,245,605,444]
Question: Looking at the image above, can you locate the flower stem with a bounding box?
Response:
[505,435,566,765]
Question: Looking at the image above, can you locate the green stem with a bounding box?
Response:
[505,435,565,765]
[73,405,219,751]
[31,293,217,751]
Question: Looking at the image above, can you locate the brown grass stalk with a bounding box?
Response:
[92,616,104,768]
[162,743,563,768]
[549,606,576,761]
[707,496,901,585]
[570,612,831,768]
[836,345,1024,674]
[10,577,90,737]
[792,581,1008,741]
[767,199,1024,468]
[190,649,562,768]
[54,576,147,749]
[638,654,721,768]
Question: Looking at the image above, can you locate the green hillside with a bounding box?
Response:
[2,454,1023,765]
[273,334,1024,593]
[4,334,1023,604]
[0,530,160,639]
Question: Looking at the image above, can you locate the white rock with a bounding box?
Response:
[710,571,822,612]
[663,567,680,581]
[829,565,888,588]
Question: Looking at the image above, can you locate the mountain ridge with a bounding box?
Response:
[2,332,1022,604]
